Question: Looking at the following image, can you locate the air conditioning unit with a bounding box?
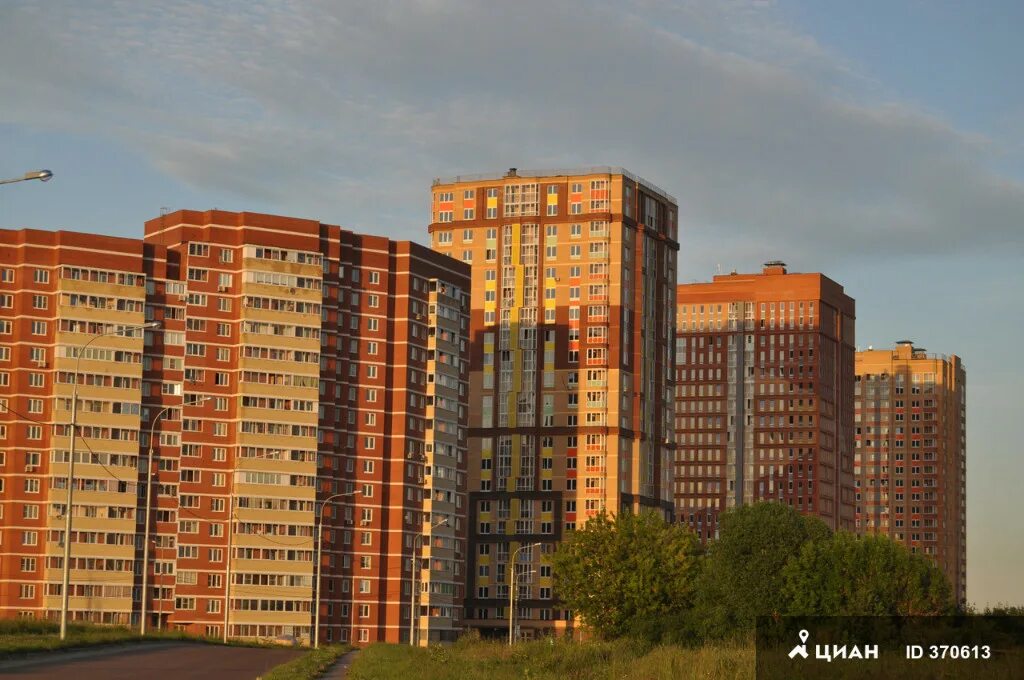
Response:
[178,295,188,302]
[344,519,354,525]
[35,360,47,368]
[218,286,229,292]
[360,519,371,526]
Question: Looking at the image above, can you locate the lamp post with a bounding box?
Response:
[312,489,362,649]
[409,517,448,647]
[222,449,290,643]
[223,493,235,643]
[140,396,210,635]
[508,542,541,645]
[60,321,158,641]
[0,169,53,186]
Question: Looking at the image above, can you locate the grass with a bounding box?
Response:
[347,637,755,680]
[0,619,271,659]
[259,644,351,680]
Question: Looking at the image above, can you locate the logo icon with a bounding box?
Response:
[788,629,810,659]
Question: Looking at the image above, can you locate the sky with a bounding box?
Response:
[1,0,1022,607]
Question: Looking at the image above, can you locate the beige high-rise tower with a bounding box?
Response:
[855,341,966,604]
[428,167,679,639]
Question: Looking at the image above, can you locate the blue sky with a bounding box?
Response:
[2,0,1022,607]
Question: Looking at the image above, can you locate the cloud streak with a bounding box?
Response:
[1,0,1022,273]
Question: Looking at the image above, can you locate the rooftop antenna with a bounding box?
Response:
[160,207,170,216]
[716,263,722,275]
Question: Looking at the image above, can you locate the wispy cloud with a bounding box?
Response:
[2,0,1022,273]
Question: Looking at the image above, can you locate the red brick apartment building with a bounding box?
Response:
[0,210,469,646]
[427,167,678,639]
[855,342,966,603]
[674,262,856,540]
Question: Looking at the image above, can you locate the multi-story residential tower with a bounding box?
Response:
[855,341,966,604]
[673,262,856,541]
[0,210,470,646]
[0,229,149,625]
[428,167,679,639]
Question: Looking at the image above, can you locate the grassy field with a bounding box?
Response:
[347,638,755,680]
[0,619,267,658]
[260,644,351,680]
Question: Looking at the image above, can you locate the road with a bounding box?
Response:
[0,642,304,680]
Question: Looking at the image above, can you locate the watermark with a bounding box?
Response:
[756,616,1024,679]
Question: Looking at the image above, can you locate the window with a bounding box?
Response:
[34,269,49,284]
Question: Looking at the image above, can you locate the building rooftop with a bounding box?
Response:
[431,166,676,204]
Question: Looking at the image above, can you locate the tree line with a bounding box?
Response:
[548,502,956,643]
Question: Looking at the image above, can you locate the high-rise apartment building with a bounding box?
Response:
[673,263,856,540]
[428,167,678,638]
[854,342,966,603]
[0,210,470,646]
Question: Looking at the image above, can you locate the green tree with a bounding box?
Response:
[694,502,831,639]
[781,531,954,616]
[549,510,701,640]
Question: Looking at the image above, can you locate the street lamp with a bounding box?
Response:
[222,449,295,643]
[59,321,159,640]
[410,517,448,647]
[508,542,542,645]
[140,395,211,635]
[0,169,53,185]
[312,489,363,649]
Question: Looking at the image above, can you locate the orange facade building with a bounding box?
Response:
[855,342,966,603]
[674,263,856,539]
[427,167,678,638]
[0,210,470,646]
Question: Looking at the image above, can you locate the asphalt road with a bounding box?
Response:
[0,642,305,680]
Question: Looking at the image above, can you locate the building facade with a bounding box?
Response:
[674,263,856,541]
[427,167,678,638]
[854,342,966,603]
[0,210,470,646]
